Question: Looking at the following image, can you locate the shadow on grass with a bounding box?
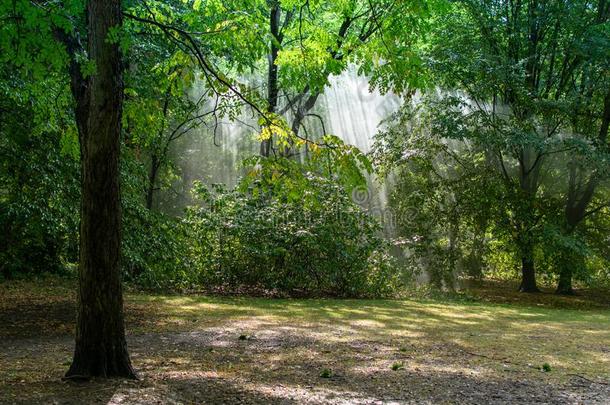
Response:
[1,279,609,404]
[2,323,604,404]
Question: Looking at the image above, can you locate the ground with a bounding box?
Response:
[1,279,609,404]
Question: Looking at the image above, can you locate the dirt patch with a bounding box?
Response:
[2,325,609,404]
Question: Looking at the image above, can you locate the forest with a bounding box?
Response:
[1,0,609,403]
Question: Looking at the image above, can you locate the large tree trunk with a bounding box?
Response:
[556,264,575,295]
[556,224,578,296]
[518,225,539,293]
[515,195,540,292]
[519,251,539,293]
[65,0,135,379]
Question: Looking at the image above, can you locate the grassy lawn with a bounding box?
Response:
[1,278,609,403]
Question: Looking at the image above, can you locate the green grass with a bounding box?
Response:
[128,291,610,380]
[2,278,609,383]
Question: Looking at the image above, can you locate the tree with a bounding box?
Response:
[0,0,136,377]
[64,0,135,379]
[372,96,504,288]
[262,0,431,156]
[159,0,433,157]
[426,0,610,292]
[123,62,208,210]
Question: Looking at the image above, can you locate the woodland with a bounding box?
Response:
[0,0,609,403]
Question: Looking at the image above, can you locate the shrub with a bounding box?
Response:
[183,158,402,297]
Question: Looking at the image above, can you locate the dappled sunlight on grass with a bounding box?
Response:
[126,292,610,382]
[2,279,609,403]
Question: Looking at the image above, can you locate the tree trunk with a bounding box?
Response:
[283,92,320,157]
[555,232,580,295]
[291,93,320,136]
[519,244,539,293]
[556,265,574,295]
[515,148,542,293]
[65,0,135,379]
[517,223,539,293]
[145,154,159,210]
[260,1,281,157]
[555,224,578,295]
[557,88,610,293]
[466,221,487,280]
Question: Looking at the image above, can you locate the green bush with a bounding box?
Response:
[1,130,402,297]
[121,201,192,289]
[183,160,401,297]
[0,131,80,279]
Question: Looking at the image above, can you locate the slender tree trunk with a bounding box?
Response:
[261,1,281,157]
[145,154,159,210]
[445,208,459,290]
[557,89,610,293]
[65,0,135,379]
[145,85,171,209]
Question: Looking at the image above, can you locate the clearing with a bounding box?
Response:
[1,279,609,404]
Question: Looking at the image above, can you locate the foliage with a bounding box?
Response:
[183,157,402,296]
[373,96,506,288]
[319,368,332,378]
[0,64,79,278]
[119,149,193,289]
[0,111,191,285]
[373,89,610,288]
[371,0,610,291]
[1,0,608,296]
[0,130,80,278]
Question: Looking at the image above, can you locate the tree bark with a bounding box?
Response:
[516,186,541,293]
[519,252,539,293]
[556,263,575,295]
[556,222,578,295]
[65,0,135,379]
[517,214,539,293]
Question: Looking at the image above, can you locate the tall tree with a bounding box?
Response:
[194,0,433,157]
[555,0,610,292]
[427,0,610,292]
[372,96,505,288]
[65,0,135,379]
